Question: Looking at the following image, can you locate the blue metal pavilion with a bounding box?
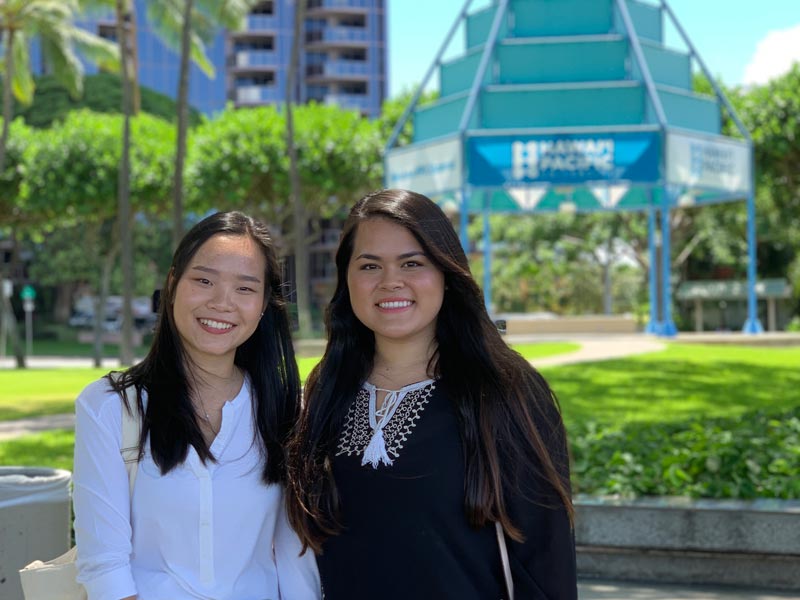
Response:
[384,0,763,336]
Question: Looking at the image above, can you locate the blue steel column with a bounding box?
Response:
[660,189,677,336]
[482,192,492,313]
[459,187,470,253]
[645,198,660,334]
[743,149,764,333]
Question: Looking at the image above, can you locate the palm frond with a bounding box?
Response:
[11,32,36,105]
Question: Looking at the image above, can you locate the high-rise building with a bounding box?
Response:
[40,0,386,117]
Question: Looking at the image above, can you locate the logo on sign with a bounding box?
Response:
[689,143,735,179]
[511,139,615,180]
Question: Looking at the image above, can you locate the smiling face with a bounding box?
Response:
[347,218,445,349]
[172,234,267,369]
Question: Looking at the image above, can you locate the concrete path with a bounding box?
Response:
[578,579,799,599]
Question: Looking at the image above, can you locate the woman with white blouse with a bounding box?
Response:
[73,212,320,600]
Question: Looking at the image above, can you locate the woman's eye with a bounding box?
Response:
[360,263,379,271]
[403,261,422,268]
[197,278,211,285]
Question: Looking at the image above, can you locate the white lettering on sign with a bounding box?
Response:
[512,139,615,180]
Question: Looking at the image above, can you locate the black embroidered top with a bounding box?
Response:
[316,380,577,600]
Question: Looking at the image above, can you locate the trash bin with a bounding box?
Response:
[0,467,72,600]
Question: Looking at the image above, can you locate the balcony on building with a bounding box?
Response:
[244,13,277,32]
[305,59,370,82]
[307,0,369,17]
[233,49,279,69]
[235,84,282,105]
[322,92,371,112]
[305,26,370,49]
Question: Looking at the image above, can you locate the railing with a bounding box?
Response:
[308,0,369,9]
[323,93,371,111]
[308,60,370,77]
[235,50,279,67]
[236,85,281,104]
[246,15,277,31]
[306,26,370,44]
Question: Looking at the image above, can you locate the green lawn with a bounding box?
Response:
[0,342,576,422]
[2,342,799,500]
[543,343,800,429]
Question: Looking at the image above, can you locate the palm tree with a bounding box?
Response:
[0,0,118,368]
[286,0,313,338]
[1,0,118,173]
[164,0,258,250]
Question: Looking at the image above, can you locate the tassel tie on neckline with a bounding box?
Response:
[361,380,434,469]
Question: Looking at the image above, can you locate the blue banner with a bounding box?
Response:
[467,132,660,186]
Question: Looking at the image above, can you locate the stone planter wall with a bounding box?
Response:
[574,496,800,590]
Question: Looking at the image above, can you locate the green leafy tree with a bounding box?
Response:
[23,109,173,364]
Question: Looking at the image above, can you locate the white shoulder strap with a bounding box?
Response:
[119,384,142,498]
[496,521,514,600]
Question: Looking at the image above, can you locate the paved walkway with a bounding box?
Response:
[578,579,799,599]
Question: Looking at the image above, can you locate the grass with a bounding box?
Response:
[6,341,798,485]
[0,429,74,471]
[542,343,800,430]
[0,368,109,420]
[31,339,149,358]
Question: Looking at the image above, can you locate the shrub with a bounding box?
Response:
[571,406,800,499]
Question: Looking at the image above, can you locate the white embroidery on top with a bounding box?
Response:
[336,381,436,464]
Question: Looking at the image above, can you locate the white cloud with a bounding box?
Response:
[742,23,800,85]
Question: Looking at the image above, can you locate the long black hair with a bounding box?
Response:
[287,189,573,552]
[109,211,300,484]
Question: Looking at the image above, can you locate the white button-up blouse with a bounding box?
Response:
[73,377,320,600]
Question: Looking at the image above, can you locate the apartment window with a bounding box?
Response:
[339,15,366,28]
[236,73,275,86]
[341,49,367,61]
[251,1,274,15]
[341,82,367,94]
[97,23,117,42]
[234,38,274,52]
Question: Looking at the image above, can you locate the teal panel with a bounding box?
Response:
[510,0,613,37]
[636,43,692,90]
[616,187,653,210]
[441,48,491,97]
[659,89,720,134]
[466,5,506,49]
[497,39,627,84]
[413,95,473,142]
[480,85,645,129]
[624,0,662,43]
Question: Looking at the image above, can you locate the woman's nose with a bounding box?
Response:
[207,286,234,311]
[378,268,404,290]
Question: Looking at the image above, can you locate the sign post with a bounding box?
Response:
[21,285,35,357]
[1,279,12,358]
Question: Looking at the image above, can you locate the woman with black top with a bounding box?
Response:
[287,189,577,599]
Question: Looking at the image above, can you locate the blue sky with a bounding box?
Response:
[387,0,800,97]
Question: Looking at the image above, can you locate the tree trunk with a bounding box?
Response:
[0,26,14,174]
[287,0,313,338]
[117,0,135,366]
[94,241,120,368]
[173,0,194,252]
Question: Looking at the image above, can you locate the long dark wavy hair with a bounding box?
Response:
[287,189,573,552]
[109,211,300,484]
